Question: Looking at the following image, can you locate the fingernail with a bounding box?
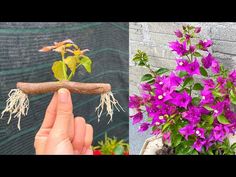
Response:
[58,88,69,103]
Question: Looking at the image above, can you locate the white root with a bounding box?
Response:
[95,91,125,124]
[1,89,29,130]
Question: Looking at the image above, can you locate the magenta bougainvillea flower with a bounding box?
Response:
[130,112,143,125]
[229,69,236,86]
[138,123,150,132]
[174,30,183,38]
[198,39,213,51]
[130,25,236,155]
[185,59,201,76]
[194,27,201,33]
[201,53,214,69]
[170,90,191,109]
[169,41,188,56]
[193,138,206,152]
[179,124,195,140]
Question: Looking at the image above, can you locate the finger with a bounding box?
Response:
[41,92,58,129]
[81,124,93,154]
[72,117,86,153]
[34,128,51,155]
[83,148,93,155]
[84,124,93,149]
[51,88,73,139]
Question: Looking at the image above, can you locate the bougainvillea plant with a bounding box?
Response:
[129,25,236,155]
[1,39,124,130]
[92,133,129,155]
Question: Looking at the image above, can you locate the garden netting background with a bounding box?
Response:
[0,22,129,154]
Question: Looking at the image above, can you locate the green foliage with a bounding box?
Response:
[155,68,169,75]
[200,66,208,77]
[132,50,149,66]
[93,133,129,155]
[41,40,93,81]
[193,83,203,90]
[141,74,153,82]
[217,114,230,125]
[230,89,236,105]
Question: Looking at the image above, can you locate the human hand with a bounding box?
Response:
[34,88,93,155]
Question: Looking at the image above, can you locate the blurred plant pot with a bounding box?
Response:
[140,134,236,155]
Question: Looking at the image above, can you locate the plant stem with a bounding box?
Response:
[61,52,68,80]
[68,72,74,81]
[146,64,157,77]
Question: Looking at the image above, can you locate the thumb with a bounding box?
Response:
[51,88,73,140]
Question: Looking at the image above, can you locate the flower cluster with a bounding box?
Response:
[130,25,236,155]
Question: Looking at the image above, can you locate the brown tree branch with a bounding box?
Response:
[17,81,111,95]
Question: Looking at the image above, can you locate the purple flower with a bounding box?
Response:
[212,125,225,141]
[170,91,191,109]
[211,59,220,74]
[229,69,236,86]
[130,112,143,125]
[201,53,214,69]
[169,41,188,56]
[179,124,195,140]
[129,95,142,109]
[152,129,161,135]
[202,79,215,89]
[163,132,171,143]
[169,72,183,88]
[138,123,150,132]
[217,76,226,88]
[211,102,224,117]
[141,93,151,103]
[194,27,201,33]
[199,39,213,51]
[174,30,183,38]
[186,59,200,76]
[185,34,191,41]
[200,89,214,105]
[189,45,195,53]
[182,106,201,125]
[176,58,189,71]
[193,138,206,152]
[140,83,152,92]
[195,128,205,139]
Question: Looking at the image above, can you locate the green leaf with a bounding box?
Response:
[217,114,230,125]
[231,143,236,150]
[226,81,233,88]
[147,118,153,122]
[147,79,155,84]
[230,90,236,105]
[63,56,78,74]
[80,56,92,73]
[141,74,153,82]
[52,61,67,81]
[212,90,222,97]
[200,66,208,77]
[179,71,188,78]
[171,134,182,147]
[205,115,214,125]
[113,145,124,155]
[193,52,202,57]
[183,77,193,88]
[162,122,170,132]
[192,97,201,106]
[193,83,203,90]
[180,38,185,43]
[132,50,148,66]
[203,105,213,111]
[155,68,169,75]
